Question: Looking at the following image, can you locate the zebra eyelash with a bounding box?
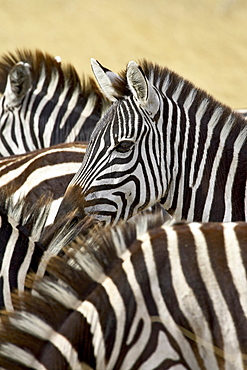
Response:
[114,140,135,153]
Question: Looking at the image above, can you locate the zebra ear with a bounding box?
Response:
[127,61,159,115]
[91,58,120,102]
[5,62,31,108]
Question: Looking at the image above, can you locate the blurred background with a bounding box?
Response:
[0,0,246,108]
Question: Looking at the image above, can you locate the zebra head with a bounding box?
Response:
[56,59,166,225]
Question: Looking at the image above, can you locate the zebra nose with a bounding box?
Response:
[55,204,86,224]
[54,184,86,223]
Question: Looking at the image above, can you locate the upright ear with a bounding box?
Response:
[5,62,31,108]
[126,61,159,115]
[91,58,120,102]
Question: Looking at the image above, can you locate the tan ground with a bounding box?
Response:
[0,0,246,108]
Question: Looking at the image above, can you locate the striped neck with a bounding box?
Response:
[154,73,247,221]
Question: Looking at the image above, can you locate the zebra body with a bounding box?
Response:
[0,50,110,156]
[56,59,247,224]
[0,194,51,312]
[0,189,93,312]
[0,212,246,369]
[0,141,87,225]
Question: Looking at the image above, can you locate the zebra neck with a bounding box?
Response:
[158,82,247,221]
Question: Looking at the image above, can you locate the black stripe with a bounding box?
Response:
[201,223,247,353]
[232,143,247,221]
[0,115,15,156]
[152,227,203,365]
[40,310,96,369]
[25,174,74,203]
[176,222,224,366]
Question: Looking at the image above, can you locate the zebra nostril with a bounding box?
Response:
[70,215,79,227]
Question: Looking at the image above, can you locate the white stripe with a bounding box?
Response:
[0,112,26,155]
[223,130,247,221]
[43,83,72,146]
[167,87,183,204]
[11,312,82,370]
[33,72,60,148]
[59,84,81,129]
[0,226,19,311]
[22,65,47,150]
[17,239,35,293]
[161,95,174,209]
[187,107,223,221]
[139,330,180,369]
[0,343,46,370]
[175,89,197,220]
[65,94,98,143]
[189,100,210,174]
[191,222,243,369]
[103,277,126,370]
[0,145,84,187]
[45,197,62,226]
[119,254,153,370]
[165,225,218,369]
[77,300,106,370]
[202,116,233,221]
[12,161,81,203]
[223,223,247,319]
[142,229,200,369]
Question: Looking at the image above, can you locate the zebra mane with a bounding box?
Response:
[0,187,53,241]
[47,203,170,289]
[0,49,108,108]
[113,59,247,128]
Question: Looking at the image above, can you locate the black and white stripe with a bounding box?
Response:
[0,190,93,312]
[0,49,110,156]
[56,59,247,224]
[0,211,246,369]
[0,141,87,226]
[0,194,51,312]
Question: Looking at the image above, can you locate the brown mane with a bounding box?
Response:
[112,59,247,130]
[0,49,106,105]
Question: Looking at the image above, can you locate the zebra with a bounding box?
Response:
[0,210,246,369]
[0,49,110,157]
[55,59,247,225]
[0,187,94,312]
[0,141,87,226]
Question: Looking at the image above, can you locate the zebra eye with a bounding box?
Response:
[115,140,134,153]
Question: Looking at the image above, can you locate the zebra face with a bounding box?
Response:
[56,61,165,225]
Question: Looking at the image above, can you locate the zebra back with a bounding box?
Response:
[0,49,111,156]
[0,210,246,369]
[0,141,87,226]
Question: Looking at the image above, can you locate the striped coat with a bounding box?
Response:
[0,210,246,369]
[0,49,110,156]
[56,59,247,224]
[0,142,87,226]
